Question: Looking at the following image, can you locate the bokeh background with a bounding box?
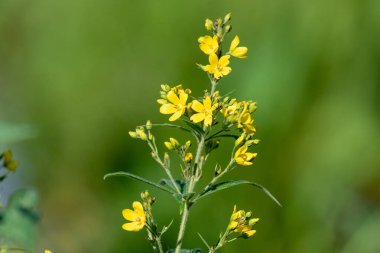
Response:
[1,0,380,252]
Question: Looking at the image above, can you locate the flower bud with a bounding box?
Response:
[205,18,213,30]
[146,120,152,130]
[169,138,179,147]
[184,152,193,163]
[164,141,173,150]
[129,131,137,138]
[164,152,170,168]
[185,140,191,148]
[249,102,257,113]
[223,13,231,24]
[235,133,246,147]
[249,218,259,226]
[224,24,232,33]
[136,129,147,140]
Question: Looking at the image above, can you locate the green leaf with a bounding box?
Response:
[198,180,282,206]
[182,119,204,135]
[104,171,175,194]
[167,249,201,253]
[198,232,211,250]
[160,179,186,193]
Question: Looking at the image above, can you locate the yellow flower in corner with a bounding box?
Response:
[202,54,231,79]
[234,145,257,166]
[159,90,188,121]
[122,201,146,231]
[229,36,248,58]
[190,96,218,126]
[198,35,219,55]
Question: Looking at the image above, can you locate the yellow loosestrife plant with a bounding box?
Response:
[105,13,281,253]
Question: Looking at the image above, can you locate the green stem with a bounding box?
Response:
[148,140,182,195]
[175,202,190,253]
[175,81,218,253]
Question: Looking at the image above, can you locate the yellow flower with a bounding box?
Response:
[45,251,52,253]
[159,90,188,121]
[234,145,257,166]
[229,36,248,58]
[198,35,219,55]
[202,54,231,79]
[122,201,146,231]
[190,96,218,126]
[228,205,259,238]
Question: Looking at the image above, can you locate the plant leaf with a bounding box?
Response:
[160,179,186,194]
[198,232,210,250]
[198,180,281,206]
[167,249,201,253]
[104,171,175,194]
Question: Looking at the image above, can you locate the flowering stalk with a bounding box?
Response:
[105,12,280,253]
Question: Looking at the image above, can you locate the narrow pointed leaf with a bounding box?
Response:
[104,171,175,194]
[198,180,281,206]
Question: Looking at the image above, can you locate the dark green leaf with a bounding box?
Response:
[160,179,186,193]
[182,119,204,135]
[104,171,175,194]
[198,180,282,206]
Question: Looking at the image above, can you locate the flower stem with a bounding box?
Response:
[174,78,218,253]
[175,202,190,253]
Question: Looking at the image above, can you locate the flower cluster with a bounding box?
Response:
[199,13,248,79]
[228,205,259,238]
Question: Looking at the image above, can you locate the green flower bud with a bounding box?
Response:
[224,13,232,24]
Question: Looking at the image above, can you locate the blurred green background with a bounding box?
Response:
[1,0,380,252]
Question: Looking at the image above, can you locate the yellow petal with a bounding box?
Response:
[203,64,214,73]
[230,35,240,51]
[160,104,177,114]
[179,92,188,105]
[243,161,253,166]
[221,67,232,76]
[228,221,239,230]
[209,53,218,66]
[231,47,248,58]
[204,114,213,126]
[122,208,138,221]
[203,96,212,109]
[214,71,223,79]
[133,201,144,217]
[190,113,205,123]
[245,152,257,161]
[191,100,205,112]
[45,251,52,253]
[244,229,256,237]
[166,91,180,105]
[198,36,207,43]
[169,110,183,121]
[219,55,230,66]
[122,221,144,231]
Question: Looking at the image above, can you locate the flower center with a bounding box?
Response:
[216,64,224,72]
[135,217,142,223]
